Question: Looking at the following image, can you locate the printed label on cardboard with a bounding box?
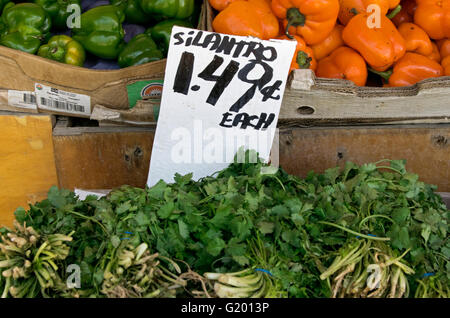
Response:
[7,90,38,110]
[127,80,164,108]
[35,83,91,115]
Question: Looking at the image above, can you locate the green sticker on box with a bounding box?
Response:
[127,80,164,108]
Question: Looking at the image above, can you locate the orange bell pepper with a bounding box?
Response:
[212,0,279,39]
[311,24,345,60]
[437,39,450,59]
[391,0,417,26]
[398,23,433,56]
[271,0,340,45]
[342,12,406,71]
[209,0,242,11]
[338,0,401,25]
[316,46,368,86]
[374,52,444,86]
[427,42,441,62]
[414,0,450,40]
[442,55,450,75]
[278,35,317,71]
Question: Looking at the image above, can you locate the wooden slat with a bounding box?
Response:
[53,127,154,190]
[279,124,450,192]
[0,114,58,227]
[280,70,450,124]
[53,124,450,192]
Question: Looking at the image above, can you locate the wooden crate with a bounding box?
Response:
[52,123,450,193]
[0,112,58,227]
[204,0,450,126]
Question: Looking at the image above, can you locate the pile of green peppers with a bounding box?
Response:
[0,0,201,68]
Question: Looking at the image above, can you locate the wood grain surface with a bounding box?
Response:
[53,124,450,192]
[279,125,450,191]
[53,126,154,190]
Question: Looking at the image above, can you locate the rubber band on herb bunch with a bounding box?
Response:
[254,268,274,276]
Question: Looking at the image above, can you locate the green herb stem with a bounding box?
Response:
[375,166,404,175]
[67,210,108,235]
[359,215,395,230]
[318,221,390,241]
[387,5,402,19]
[1,277,11,298]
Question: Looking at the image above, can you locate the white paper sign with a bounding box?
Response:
[74,189,110,200]
[147,27,296,186]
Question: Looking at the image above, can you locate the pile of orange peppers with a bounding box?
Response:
[209,0,450,87]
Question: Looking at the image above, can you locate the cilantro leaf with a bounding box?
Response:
[206,238,226,256]
[157,202,175,219]
[178,219,189,239]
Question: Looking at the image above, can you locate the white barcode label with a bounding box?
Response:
[39,97,86,113]
[35,83,91,115]
[7,90,38,110]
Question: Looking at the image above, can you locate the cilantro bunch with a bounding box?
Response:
[1,151,448,298]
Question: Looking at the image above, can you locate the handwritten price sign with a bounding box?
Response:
[148,27,295,186]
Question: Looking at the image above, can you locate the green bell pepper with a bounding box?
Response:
[118,32,163,68]
[138,0,195,20]
[38,35,85,66]
[110,0,150,24]
[34,0,81,30]
[0,2,51,54]
[0,0,9,13]
[148,19,192,56]
[71,5,125,59]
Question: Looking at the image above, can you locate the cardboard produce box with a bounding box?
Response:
[0,48,166,118]
[0,2,206,124]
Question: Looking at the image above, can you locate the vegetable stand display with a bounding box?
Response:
[1,114,448,298]
[0,0,449,300]
[2,127,450,298]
